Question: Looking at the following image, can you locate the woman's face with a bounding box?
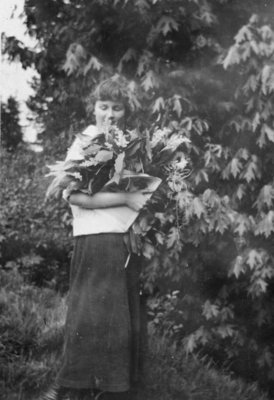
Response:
[94,100,126,132]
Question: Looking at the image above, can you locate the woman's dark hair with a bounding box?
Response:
[86,75,142,130]
[90,75,131,116]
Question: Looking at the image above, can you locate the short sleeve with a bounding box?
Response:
[65,125,98,162]
[65,137,83,161]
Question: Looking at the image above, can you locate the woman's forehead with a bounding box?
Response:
[95,100,125,106]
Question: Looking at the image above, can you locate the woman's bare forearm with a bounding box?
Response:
[69,192,127,209]
[69,191,148,211]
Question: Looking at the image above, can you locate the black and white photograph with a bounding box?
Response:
[1,1,274,399]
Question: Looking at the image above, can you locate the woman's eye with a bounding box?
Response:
[97,104,124,112]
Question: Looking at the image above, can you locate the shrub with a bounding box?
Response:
[0,145,71,292]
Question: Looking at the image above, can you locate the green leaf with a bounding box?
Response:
[141,70,159,91]
[155,232,164,245]
[127,81,142,110]
[177,190,194,212]
[235,25,253,43]
[117,48,137,72]
[156,16,179,36]
[185,334,197,353]
[222,158,242,179]
[254,184,274,211]
[258,347,273,368]
[95,149,113,163]
[166,227,179,249]
[223,47,240,69]
[249,278,268,296]
[145,131,152,161]
[243,74,258,93]
[63,43,87,75]
[164,134,189,151]
[261,65,272,95]
[134,0,150,11]
[136,50,153,76]
[193,197,205,219]
[241,155,261,183]
[229,255,245,278]
[114,152,125,175]
[260,25,273,40]
[246,249,263,270]
[215,213,230,234]
[234,214,251,236]
[257,130,267,148]
[252,112,260,131]
[110,152,125,184]
[235,184,246,200]
[142,241,155,259]
[20,253,44,267]
[240,42,251,62]
[83,56,103,75]
[173,95,182,117]
[228,118,241,133]
[216,324,235,339]
[255,211,274,237]
[200,8,217,26]
[194,170,209,185]
[152,97,165,113]
[263,124,274,143]
[250,39,260,55]
[202,300,219,320]
[124,138,141,157]
[202,189,220,208]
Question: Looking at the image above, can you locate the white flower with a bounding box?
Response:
[68,172,83,180]
[165,135,190,151]
[108,125,130,148]
[114,132,129,148]
[80,159,97,167]
[175,158,188,171]
[151,128,170,148]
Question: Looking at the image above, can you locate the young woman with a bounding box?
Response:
[43,77,148,400]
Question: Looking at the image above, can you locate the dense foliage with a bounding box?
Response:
[3,0,274,394]
[0,147,71,292]
[1,97,23,150]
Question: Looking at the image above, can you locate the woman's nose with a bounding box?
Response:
[106,108,114,118]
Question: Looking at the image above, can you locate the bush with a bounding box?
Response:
[0,145,71,292]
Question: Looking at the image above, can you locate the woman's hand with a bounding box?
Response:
[125,191,149,211]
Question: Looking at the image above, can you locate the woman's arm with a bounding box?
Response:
[69,191,148,211]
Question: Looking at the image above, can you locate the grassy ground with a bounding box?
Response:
[0,268,269,400]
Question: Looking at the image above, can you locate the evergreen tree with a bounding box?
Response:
[1,97,23,150]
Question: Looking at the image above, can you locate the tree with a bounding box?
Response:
[1,97,23,150]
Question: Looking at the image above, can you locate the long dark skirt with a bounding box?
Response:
[56,233,145,392]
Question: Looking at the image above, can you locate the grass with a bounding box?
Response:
[0,268,269,400]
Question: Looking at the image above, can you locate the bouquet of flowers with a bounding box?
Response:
[46,124,149,200]
[46,123,191,258]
